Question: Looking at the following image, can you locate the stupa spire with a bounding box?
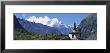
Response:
[73,21,77,31]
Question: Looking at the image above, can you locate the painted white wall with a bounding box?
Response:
[69,34,78,40]
[69,34,72,39]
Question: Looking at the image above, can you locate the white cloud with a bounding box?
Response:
[25,16,70,28]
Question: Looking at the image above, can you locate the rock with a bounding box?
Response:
[77,14,97,40]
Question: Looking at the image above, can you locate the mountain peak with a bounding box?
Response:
[15,15,73,35]
[25,16,71,28]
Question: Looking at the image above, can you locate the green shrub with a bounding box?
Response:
[14,28,70,40]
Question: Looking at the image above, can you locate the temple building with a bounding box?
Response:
[68,22,81,40]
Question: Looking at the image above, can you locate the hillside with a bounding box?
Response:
[14,15,70,40]
[77,14,97,40]
[14,28,70,40]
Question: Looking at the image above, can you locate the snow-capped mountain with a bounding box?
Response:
[25,16,73,35]
[14,15,73,35]
[25,16,66,27]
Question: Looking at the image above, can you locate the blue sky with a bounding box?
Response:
[14,13,92,25]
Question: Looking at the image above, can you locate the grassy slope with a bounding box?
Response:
[14,28,70,40]
[14,28,96,40]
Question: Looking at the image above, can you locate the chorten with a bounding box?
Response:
[68,22,80,40]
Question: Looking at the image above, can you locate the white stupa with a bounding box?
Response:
[68,22,80,40]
